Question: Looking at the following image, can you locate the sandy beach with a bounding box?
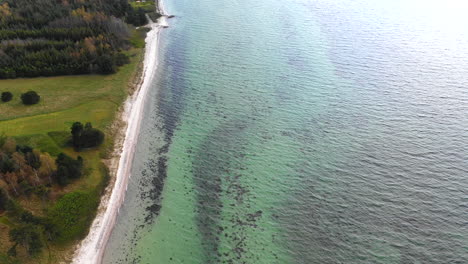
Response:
[71,4,168,264]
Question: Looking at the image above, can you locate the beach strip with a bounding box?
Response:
[71,4,168,264]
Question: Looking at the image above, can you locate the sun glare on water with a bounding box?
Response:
[413,0,468,20]
[405,0,468,35]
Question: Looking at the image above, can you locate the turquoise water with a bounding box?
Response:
[103,0,468,263]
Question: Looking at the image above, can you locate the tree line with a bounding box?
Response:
[0,0,149,78]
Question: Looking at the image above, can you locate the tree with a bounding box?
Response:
[55,153,83,186]
[71,122,84,146]
[9,224,43,256]
[80,123,105,148]
[0,187,9,212]
[16,145,33,154]
[0,153,15,173]
[1,91,13,102]
[71,122,104,149]
[97,54,116,74]
[21,91,40,105]
[25,150,41,169]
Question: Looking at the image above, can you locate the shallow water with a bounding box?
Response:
[103,0,468,263]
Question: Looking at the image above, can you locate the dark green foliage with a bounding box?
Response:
[48,191,98,241]
[97,54,116,74]
[1,92,13,102]
[9,224,43,256]
[6,202,59,245]
[20,91,40,105]
[71,122,105,150]
[19,211,42,225]
[0,133,6,147]
[25,151,41,169]
[0,153,15,173]
[55,153,83,186]
[16,145,32,154]
[39,217,59,241]
[18,181,34,197]
[7,244,17,257]
[34,185,50,200]
[0,0,141,79]
[126,7,148,26]
[114,53,130,67]
[0,188,9,212]
[4,200,24,219]
[71,122,84,146]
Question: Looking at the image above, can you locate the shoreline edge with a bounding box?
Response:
[70,2,169,263]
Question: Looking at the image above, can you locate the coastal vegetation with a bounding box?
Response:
[0,0,153,79]
[0,0,157,262]
[0,137,86,256]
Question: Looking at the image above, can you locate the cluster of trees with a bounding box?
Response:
[71,122,105,150]
[4,204,49,257]
[55,153,83,186]
[0,135,89,256]
[0,0,150,78]
[0,135,90,255]
[0,121,110,258]
[0,135,83,199]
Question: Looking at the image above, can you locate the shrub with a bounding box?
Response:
[1,92,13,102]
[48,191,98,242]
[20,91,40,105]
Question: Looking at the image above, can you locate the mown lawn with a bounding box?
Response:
[0,29,145,263]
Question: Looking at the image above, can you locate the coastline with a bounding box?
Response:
[70,2,169,263]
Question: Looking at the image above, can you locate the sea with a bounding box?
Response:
[102,0,468,263]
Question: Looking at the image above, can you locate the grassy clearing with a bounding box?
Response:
[130,0,161,22]
[130,0,156,12]
[0,29,145,264]
[0,50,140,122]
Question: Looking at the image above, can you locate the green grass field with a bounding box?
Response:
[130,0,156,12]
[0,45,142,148]
[130,0,161,21]
[0,29,146,263]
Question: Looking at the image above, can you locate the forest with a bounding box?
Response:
[0,0,149,78]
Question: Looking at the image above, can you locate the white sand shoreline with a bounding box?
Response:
[71,3,168,263]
